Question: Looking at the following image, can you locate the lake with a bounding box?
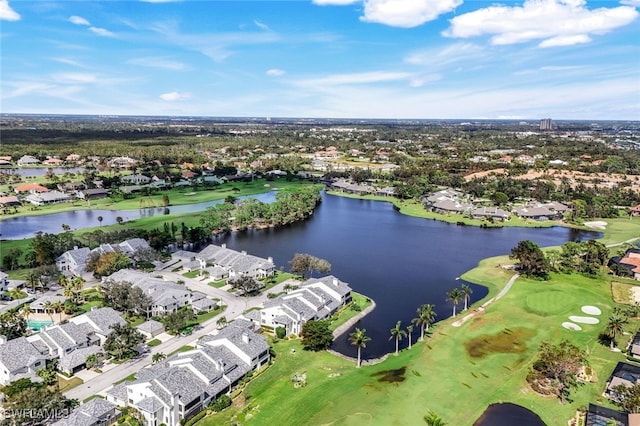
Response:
[0,192,599,358]
[211,194,600,359]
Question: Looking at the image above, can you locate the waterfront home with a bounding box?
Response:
[106,320,269,426]
[25,190,71,206]
[258,275,352,335]
[52,398,120,426]
[512,201,569,221]
[471,206,510,221]
[197,244,275,279]
[329,179,375,196]
[0,195,21,208]
[76,188,109,200]
[17,155,40,166]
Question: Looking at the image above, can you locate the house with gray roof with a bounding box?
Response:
[471,206,510,221]
[29,295,68,314]
[512,201,569,221]
[106,320,269,426]
[136,320,165,339]
[25,190,71,206]
[120,174,151,185]
[197,244,275,279]
[52,397,119,426]
[69,307,126,345]
[259,275,352,335]
[57,247,92,277]
[0,335,48,385]
[57,345,103,375]
[104,269,210,316]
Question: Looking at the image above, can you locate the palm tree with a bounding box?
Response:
[71,277,85,303]
[412,304,437,341]
[446,288,463,317]
[424,410,447,426]
[389,321,407,356]
[26,271,40,294]
[606,315,628,350]
[152,352,166,365]
[407,325,414,349]
[52,300,64,322]
[20,304,32,321]
[43,300,54,322]
[348,327,371,368]
[461,284,473,311]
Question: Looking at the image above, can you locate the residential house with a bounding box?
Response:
[629,331,640,359]
[258,275,352,335]
[57,247,91,276]
[17,155,40,166]
[329,179,374,196]
[631,204,640,217]
[14,183,49,194]
[29,295,68,314]
[121,174,151,185]
[430,199,473,215]
[25,190,71,206]
[584,404,634,426]
[43,158,64,166]
[471,206,510,221]
[0,335,48,385]
[52,398,119,426]
[68,307,127,345]
[136,320,165,339]
[605,362,640,402]
[0,195,21,208]
[103,269,210,316]
[109,157,137,168]
[197,244,275,279]
[77,188,109,200]
[610,249,640,281]
[106,320,269,426]
[512,201,568,221]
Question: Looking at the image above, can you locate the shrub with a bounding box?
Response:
[210,395,232,412]
[276,326,286,339]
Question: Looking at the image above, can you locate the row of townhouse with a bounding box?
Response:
[0,307,125,384]
[171,243,276,280]
[98,320,269,426]
[423,188,570,221]
[56,238,152,277]
[245,275,352,335]
[102,269,216,316]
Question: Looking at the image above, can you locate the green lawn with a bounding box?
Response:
[200,262,636,426]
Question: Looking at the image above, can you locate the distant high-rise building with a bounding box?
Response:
[539,118,553,131]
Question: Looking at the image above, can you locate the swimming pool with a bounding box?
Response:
[27,319,53,332]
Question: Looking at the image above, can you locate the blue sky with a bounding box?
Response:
[1,0,639,120]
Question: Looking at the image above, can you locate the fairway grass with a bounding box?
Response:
[202,262,636,426]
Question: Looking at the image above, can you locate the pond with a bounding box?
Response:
[473,403,546,426]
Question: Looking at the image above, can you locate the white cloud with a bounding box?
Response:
[51,57,86,68]
[254,20,270,31]
[621,0,640,6]
[266,68,285,77]
[444,0,639,47]
[160,91,190,101]
[89,27,116,37]
[360,0,462,28]
[127,57,188,71]
[0,0,20,21]
[52,73,97,84]
[69,15,90,26]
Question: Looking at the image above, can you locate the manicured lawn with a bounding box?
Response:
[328,292,372,332]
[147,339,162,347]
[201,261,637,426]
[57,375,83,392]
[209,280,227,288]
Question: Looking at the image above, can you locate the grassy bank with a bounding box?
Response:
[202,261,635,426]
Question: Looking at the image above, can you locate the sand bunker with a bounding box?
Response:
[581,306,602,315]
[562,322,582,331]
[584,221,607,229]
[569,316,600,324]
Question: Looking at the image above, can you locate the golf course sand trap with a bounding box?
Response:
[569,316,600,324]
[584,221,607,229]
[562,322,582,331]
[581,306,602,315]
